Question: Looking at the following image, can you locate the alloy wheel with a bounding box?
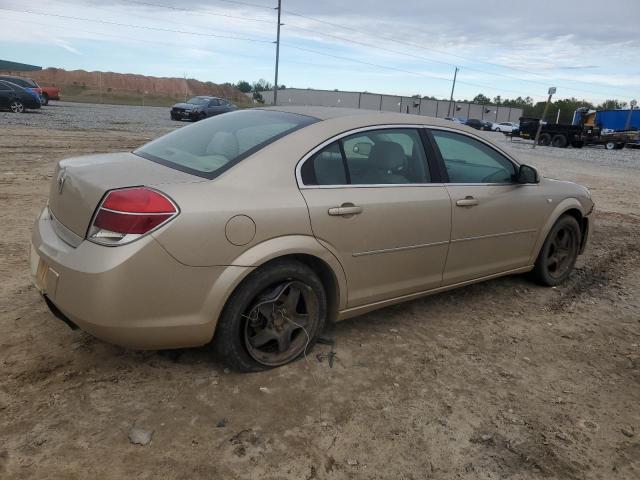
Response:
[243,280,319,366]
[545,226,577,279]
[10,101,24,113]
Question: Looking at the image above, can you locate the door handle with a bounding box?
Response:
[456,196,479,207]
[328,204,363,216]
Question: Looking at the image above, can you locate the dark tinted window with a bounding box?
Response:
[301,142,347,185]
[432,130,516,183]
[135,110,318,179]
[209,99,220,106]
[0,81,13,91]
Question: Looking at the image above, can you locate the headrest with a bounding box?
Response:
[206,132,239,158]
[369,141,405,171]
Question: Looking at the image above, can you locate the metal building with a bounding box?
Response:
[261,88,523,123]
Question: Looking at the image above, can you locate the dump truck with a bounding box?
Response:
[512,108,640,149]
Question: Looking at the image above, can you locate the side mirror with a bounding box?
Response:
[352,142,372,156]
[517,164,540,184]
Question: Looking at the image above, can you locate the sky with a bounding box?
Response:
[1,0,639,104]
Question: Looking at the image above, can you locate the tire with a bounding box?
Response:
[41,93,49,106]
[170,115,180,121]
[9,100,25,113]
[213,260,327,372]
[605,141,616,150]
[532,215,581,286]
[538,133,552,146]
[551,134,568,148]
[571,141,584,149]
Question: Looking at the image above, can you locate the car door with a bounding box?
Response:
[207,98,221,116]
[299,126,452,308]
[429,128,545,285]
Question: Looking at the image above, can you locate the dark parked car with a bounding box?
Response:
[464,118,493,130]
[170,96,237,121]
[0,75,43,103]
[0,80,42,113]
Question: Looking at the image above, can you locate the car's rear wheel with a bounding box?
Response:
[10,100,25,113]
[214,260,327,372]
[532,215,581,286]
[42,93,49,106]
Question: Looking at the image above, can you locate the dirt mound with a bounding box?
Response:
[1,67,248,103]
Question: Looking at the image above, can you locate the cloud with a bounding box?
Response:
[53,38,81,55]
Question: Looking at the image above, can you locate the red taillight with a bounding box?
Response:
[88,187,178,245]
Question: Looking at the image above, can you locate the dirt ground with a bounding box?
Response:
[1,124,639,480]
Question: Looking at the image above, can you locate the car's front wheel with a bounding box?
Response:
[214,260,327,372]
[532,215,581,286]
[10,100,25,113]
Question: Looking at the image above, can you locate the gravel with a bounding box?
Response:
[2,102,638,171]
[0,101,181,135]
[480,130,640,171]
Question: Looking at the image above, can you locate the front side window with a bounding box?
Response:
[135,110,318,178]
[300,128,431,186]
[431,130,516,184]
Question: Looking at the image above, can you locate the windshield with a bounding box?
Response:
[187,97,210,105]
[134,109,318,179]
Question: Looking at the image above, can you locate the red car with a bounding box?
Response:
[40,85,60,105]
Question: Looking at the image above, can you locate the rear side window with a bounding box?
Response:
[135,110,318,179]
[301,142,347,185]
[300,128,431,186]
[431,130,516,183]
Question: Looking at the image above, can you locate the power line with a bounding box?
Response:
[120,0,274,24]
[282,43,512,98]
[0,7,274,44]
[282,8,638,98]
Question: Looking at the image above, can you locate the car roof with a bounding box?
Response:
[257,105,472,131]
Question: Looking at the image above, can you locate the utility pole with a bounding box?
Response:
[532,87,556,149]
[273,0,282,106]
[625,99,637,130]
[446,67,459,117]
[98,71,102,104]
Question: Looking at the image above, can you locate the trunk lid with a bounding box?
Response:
[48,152,201,238]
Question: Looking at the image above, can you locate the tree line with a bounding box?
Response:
[452,94,630,124]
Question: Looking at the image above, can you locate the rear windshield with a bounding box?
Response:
[134,110,318,179]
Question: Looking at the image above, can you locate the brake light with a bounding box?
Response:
[88,187,178,245]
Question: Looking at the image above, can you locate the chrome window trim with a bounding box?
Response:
[295,124,430,189]
[295,123,529,189]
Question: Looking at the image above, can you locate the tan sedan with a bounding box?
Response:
[31,107,593,371]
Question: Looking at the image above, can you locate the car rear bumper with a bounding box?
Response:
[31,208,251,349]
